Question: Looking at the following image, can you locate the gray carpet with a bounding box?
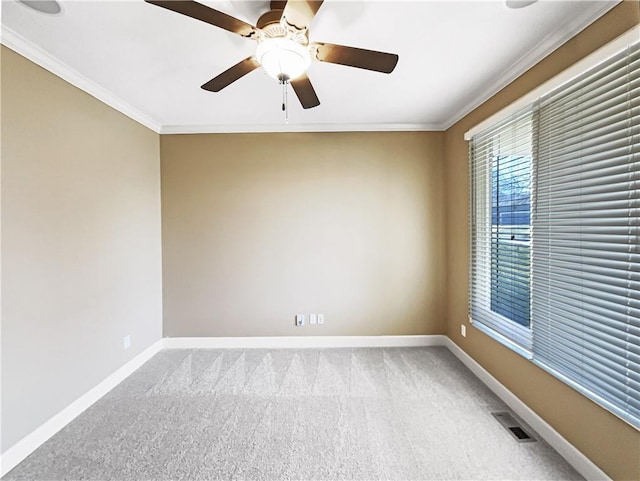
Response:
[3,347,583,480]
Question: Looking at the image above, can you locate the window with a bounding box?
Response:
[470,109,533,352]
[469,41,639,428]
[490,143,532,329]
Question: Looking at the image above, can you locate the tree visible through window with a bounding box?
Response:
[490,154,531,328]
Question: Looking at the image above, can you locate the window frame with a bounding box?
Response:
[469,109,534,354]
[467,38,640,430]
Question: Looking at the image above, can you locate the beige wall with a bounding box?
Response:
[1,47,163,451]
[443,3,640,481]
[161,132,445,337]
[3,1,639,476]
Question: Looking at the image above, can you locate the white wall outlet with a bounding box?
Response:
[124,335,131,349]
[309,314,317,324]
[461,324,466,337]
[317,314,324,325]
[295,314,305,326]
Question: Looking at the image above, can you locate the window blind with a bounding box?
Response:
[470,108,534,351]
[532,43,640,427]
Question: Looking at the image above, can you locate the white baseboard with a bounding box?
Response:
[2,335,608,481]
[162,334,448,349]
[444,338,610,481]
[0,339,164,477]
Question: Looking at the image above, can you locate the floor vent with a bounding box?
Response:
[491,412,536,443]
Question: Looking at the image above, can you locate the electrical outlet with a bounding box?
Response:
[295,314,305,326]
[124,335,131,349]
[317,314,324,325]
[309,314,317,324]
[461,324,466,337]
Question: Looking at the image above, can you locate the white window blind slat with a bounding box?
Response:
[533,42,639,429]
[539,81,640,125]
[538,50,640,114]
[537,148,640,175]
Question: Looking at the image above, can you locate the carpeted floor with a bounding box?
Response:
[3,347,582,480]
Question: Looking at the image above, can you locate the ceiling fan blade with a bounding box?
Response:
[145,0,256,38]
[281,0,324,30]
[290,75,320,109]
[314,43,399,73]
[201,57,260,92]
[271,1,287,10]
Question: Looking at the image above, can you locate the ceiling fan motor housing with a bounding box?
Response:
[254,8,311,81]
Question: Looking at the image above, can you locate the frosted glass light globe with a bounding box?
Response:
[256,38,311,81]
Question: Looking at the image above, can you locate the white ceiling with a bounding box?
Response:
[1,0,617,133]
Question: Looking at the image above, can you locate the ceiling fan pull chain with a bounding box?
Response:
[281,78,289,123]
[281,79,286,112]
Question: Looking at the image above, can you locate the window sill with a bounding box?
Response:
[471,320,533,360]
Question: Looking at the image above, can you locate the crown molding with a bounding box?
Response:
[464,24,640,141]
[159,122,445,134]
[2,0,617,136]
[1,27,163,133]
[441,1,618,130]
[0,26,442,135]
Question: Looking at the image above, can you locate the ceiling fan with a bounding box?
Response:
[144,0,399,109]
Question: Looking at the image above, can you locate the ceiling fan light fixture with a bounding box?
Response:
[16,0,62,15]
[256,37,311,82]
[505,0,538,9]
